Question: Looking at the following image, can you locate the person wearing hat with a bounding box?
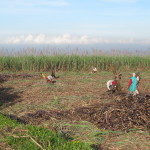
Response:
[128,73,139,96]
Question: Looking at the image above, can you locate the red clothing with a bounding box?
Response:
[128,79,132,88]
[46,77,52,83]
[112,81,117,85]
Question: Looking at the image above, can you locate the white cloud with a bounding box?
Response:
[2,34,150,45]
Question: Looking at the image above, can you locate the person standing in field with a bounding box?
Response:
[136,72,141,86]
[128,73,139,96]
[136,72,141,94]
[51,67,59,78]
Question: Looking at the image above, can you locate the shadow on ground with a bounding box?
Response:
[0,74,32,108]
[0,87,22,108]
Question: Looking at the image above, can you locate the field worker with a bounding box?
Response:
[107,78,117,93]
[42,73,53,83]
[136,72,141,87]
[51,67,59,78]
[92,67,97,73]
[128,73,139,96]
[51,67,56,78]
[136,72,141,94]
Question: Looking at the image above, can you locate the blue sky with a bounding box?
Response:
[0,0,150,47]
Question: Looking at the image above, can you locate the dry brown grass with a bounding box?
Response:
[0,71,149,150]
[0,71,149,113]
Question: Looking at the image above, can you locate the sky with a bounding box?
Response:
[0,0,150,49]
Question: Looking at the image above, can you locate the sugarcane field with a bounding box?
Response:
[0,55,150,150]
[1,0,150,149]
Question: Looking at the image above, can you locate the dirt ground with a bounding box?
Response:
[0,71,150,149]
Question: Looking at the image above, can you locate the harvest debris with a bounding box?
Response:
[20,94,150,131]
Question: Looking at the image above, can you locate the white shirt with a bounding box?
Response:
[107,80,114,90]
[93,67,97,72]
[47,75,53,80]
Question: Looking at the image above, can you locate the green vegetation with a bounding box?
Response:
[0,55,150,72]
[0,113,93,150]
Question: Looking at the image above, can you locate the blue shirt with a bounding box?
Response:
[129,76,138,92]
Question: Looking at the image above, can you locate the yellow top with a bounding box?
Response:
[42,73,46,79]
